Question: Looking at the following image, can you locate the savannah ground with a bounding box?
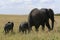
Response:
[0,15,60,40]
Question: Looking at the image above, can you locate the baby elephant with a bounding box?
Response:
[4,22,14,34]
[19,22,29,34]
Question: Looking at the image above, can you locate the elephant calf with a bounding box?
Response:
[4,22,14,34]
[19,22,29,34]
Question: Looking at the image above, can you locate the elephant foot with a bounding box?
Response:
[48,29,52,32]
[28,30,31,33]
[51,28,53,30]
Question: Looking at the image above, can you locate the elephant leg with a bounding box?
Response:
[5,29,7,34]
[22,30,24,33]
[28,24,32,33]
[6,29,9,34]
[28,28,31,33]
[35,25,40,32]
[42,24,45,31]
[46,21,51,31]
[25,30,27,34]
[11,28,13,33]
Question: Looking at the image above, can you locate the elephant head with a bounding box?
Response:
[48,9,54,30]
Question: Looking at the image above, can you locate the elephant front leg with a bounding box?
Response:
[46,21,51,31]
[42,24,45,31]
[22,30,24,34]
[25,30,27,34]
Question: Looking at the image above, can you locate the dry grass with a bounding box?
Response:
[0,15,60,40]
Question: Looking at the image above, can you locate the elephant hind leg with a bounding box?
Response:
[35,25,40,32]
[11,28,13,33]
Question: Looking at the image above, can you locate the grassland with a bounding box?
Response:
[0,15,60,40]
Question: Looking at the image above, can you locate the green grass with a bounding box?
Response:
[0,15,60,40]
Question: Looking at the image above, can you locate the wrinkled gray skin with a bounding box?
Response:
[4,22,14,34]
[19,22,29,34]
[28,8,54,32]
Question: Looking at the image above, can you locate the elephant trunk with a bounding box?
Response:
[51,16,54,30]
[52,20,54,30]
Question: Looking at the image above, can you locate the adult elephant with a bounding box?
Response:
[28,8,54,32]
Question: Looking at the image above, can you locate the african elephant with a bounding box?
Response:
[19,22,29,34]
[4,22,14,34]
[28,8,54,32]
